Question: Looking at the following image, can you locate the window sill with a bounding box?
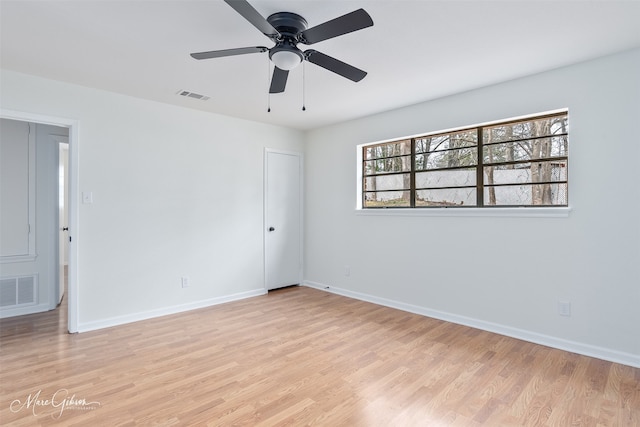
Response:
[355,206,571,218]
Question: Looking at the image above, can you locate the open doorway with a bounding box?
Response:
[58,140,69,308]
[0,110,79,333]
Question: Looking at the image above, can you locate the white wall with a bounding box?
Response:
[304,49,640,367]
[0,119,31,257]
[0,70,304,330]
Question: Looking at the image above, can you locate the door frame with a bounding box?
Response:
[263,148,304,290]
[1,109,79,333]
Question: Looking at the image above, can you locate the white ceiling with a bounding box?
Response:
[2,0,639,130]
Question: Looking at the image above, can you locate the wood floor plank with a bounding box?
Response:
[1,286,639,426]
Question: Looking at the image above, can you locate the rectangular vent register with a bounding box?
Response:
[0,275,37,307]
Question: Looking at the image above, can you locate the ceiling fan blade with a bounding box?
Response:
[269,67,289,93]
[190,46,268,60]
[305,50,367,82]
[224,0,279,38]
[299,8,373,45]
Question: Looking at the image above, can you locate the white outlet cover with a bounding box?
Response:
[558,301,571,317]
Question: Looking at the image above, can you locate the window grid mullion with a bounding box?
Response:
[421,144,479,156]
[410,138,416,207]
[482,132,568,148]
[477,127,484,207]
[485,180,568,188]
[363,171,410,178]
[362,146,366,208]
[484,156,568,168]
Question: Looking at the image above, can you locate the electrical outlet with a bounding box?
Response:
[82,191,93,204]
[181,276,190,288]
[558,301,571,317]
[344,265,351,277]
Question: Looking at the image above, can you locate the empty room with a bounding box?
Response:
[1,0,639,425]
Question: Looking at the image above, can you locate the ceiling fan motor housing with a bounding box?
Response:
[267,12,308,36]
[267,12,307,69]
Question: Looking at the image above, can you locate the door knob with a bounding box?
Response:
[268,227,275,232]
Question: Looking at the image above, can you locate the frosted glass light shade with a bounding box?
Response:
[271,50,302,70]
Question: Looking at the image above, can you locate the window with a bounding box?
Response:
[362,111,568,208]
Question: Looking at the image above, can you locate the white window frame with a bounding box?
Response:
[356,109,571,218]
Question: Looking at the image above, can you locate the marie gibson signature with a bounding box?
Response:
[10,388,101,419]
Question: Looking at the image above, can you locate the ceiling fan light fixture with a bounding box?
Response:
[270,47,303,70]
[191,1,374,94]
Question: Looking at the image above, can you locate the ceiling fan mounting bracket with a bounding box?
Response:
[266,12,308,40]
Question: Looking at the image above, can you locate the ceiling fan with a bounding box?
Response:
[190,0,374,94]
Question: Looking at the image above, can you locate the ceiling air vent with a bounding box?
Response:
[177,90,210,101]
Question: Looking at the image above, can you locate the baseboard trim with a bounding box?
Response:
[77,288,267,333]
[303,280,640,369]
[0,302,50,319]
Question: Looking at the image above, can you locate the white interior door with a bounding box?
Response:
[264,149,302,290]
[58,142,69,304]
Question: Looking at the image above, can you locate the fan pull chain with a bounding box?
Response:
[267,56,271,113]
[302,61,306,111]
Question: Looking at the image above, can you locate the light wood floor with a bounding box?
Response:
[1,286,638,426]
